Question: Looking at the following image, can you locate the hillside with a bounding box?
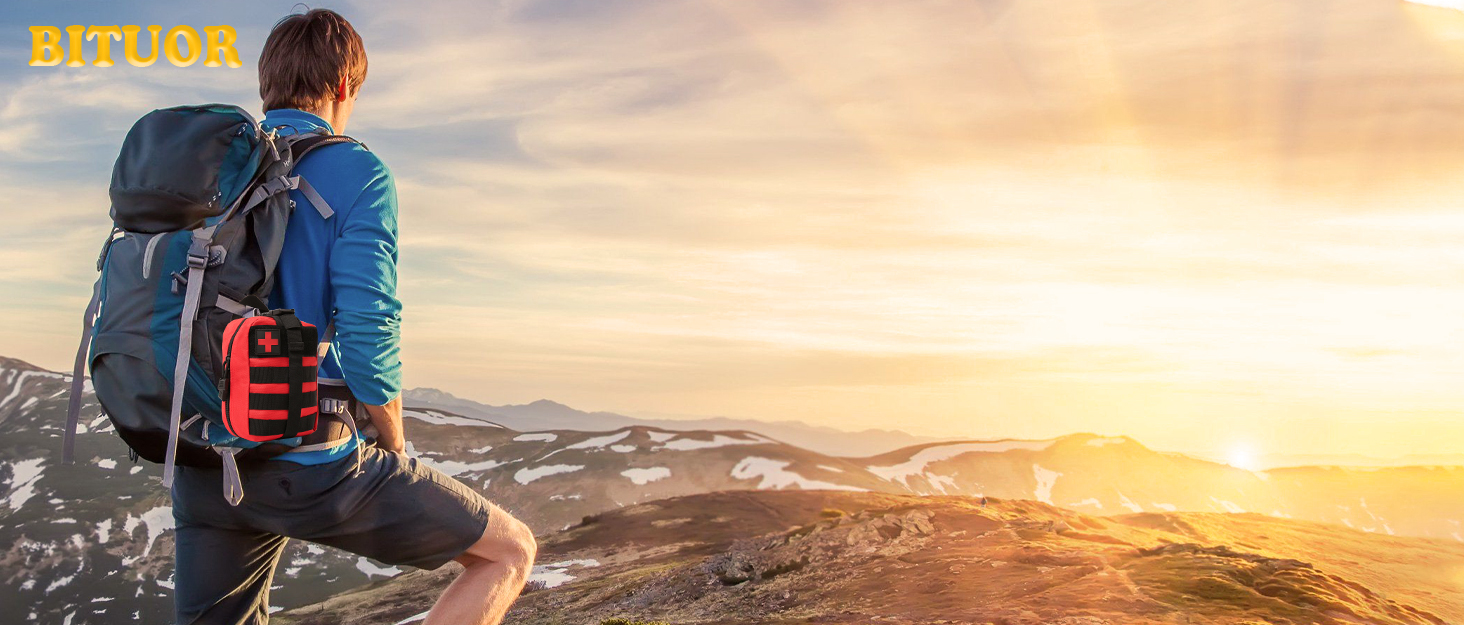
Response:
[860,434,1464,540]
[4,355,1463,622]
[277,490,1464,625]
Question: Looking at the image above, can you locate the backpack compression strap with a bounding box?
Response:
[63,230,120,464]
[61,276,103,464]
[161,227,216,487]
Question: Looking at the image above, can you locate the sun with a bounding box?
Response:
[1226,444,1261,472]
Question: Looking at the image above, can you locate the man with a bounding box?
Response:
[170,10,537,625]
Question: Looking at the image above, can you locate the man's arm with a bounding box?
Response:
[361,395,405,453]
[327,154,405,447]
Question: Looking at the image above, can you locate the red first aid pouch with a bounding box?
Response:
[220,309,320,442]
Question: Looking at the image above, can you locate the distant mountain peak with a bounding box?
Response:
[403,387,463,401]
[1052,432,1144,449]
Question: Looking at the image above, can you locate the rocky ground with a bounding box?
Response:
[278,491,1464,625]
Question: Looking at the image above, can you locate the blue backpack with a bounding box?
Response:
[64,104,359,503]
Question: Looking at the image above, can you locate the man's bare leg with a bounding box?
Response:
[424,502,538,625]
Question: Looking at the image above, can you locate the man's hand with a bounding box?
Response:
[360,395,405,453]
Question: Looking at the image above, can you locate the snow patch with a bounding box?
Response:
[1210,497,1244,513]
[1071,498,1103,509]
[418,457,508,477]
[646,430,676,443]
[514,464,584,484]
[1116,491,1143,513]
[1032,465,1061,504]
[610,444,636,453]
[660,433,770,451]
[868,440,1053,486]
[394,612,430,625]
[926,473,958,494]
[96,458,117,470]
[6,458,46,511]
[528,559,600,589]
[1152,502,1177,512]
[514,433,558,443]
[355,557,402,578]
[1,371,52,408]
[817,464,845,473]
[137,506,174,558]
[97,519,112,543]
[621,467,671,485]
[730,457,864,491]
[402,409,501,427]
[566,430,632,450]
[46,574,75,594]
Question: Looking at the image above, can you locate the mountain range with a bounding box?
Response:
[2,355,1461,623]
[399,387,941,457]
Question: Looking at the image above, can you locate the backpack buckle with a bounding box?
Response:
[320,398,348,415]
[186,245,210,269]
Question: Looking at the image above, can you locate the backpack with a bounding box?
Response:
[63,104,361,504]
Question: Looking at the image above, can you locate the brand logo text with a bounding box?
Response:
[29,26,241,68]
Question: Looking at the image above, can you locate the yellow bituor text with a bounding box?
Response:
[29,26,241,68]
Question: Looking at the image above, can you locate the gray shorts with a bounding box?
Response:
[171,445,492,625]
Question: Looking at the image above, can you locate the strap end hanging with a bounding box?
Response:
[216,447,245,506]
[296,176,334,219]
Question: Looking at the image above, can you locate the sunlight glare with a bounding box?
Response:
[1227,444,1260,472]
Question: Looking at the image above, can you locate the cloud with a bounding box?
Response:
[3,0,1464,456]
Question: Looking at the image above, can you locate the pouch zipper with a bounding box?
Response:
[220,319,246,434]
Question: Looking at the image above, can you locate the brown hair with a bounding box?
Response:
[258,9,367,112]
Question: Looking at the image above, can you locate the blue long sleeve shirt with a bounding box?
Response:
[261,109,403,464]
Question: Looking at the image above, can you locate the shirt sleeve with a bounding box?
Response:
[328,164,403,406]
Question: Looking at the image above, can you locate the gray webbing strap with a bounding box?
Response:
[63,278,103,464]
[296,176,334,219]
[285,434,355,453]
[216,447,244,506]
[317,321,334,359]
[162,229,213,488]
[303,398,363,476]
[215,294,258,318]
[236,175,300,218]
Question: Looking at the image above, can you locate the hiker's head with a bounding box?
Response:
[259,8,367,133]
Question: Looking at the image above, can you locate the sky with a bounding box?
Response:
[2,0,1464,459]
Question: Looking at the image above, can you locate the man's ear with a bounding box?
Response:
[337,78,348,102]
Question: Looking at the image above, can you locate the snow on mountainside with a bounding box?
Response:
[401,387,941,457]
[4,356,1463,623]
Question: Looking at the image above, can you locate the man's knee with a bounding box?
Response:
[459,505,536,573]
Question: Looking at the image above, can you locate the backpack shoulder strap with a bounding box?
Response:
[280,132,364,219]
[288,132,363,162]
